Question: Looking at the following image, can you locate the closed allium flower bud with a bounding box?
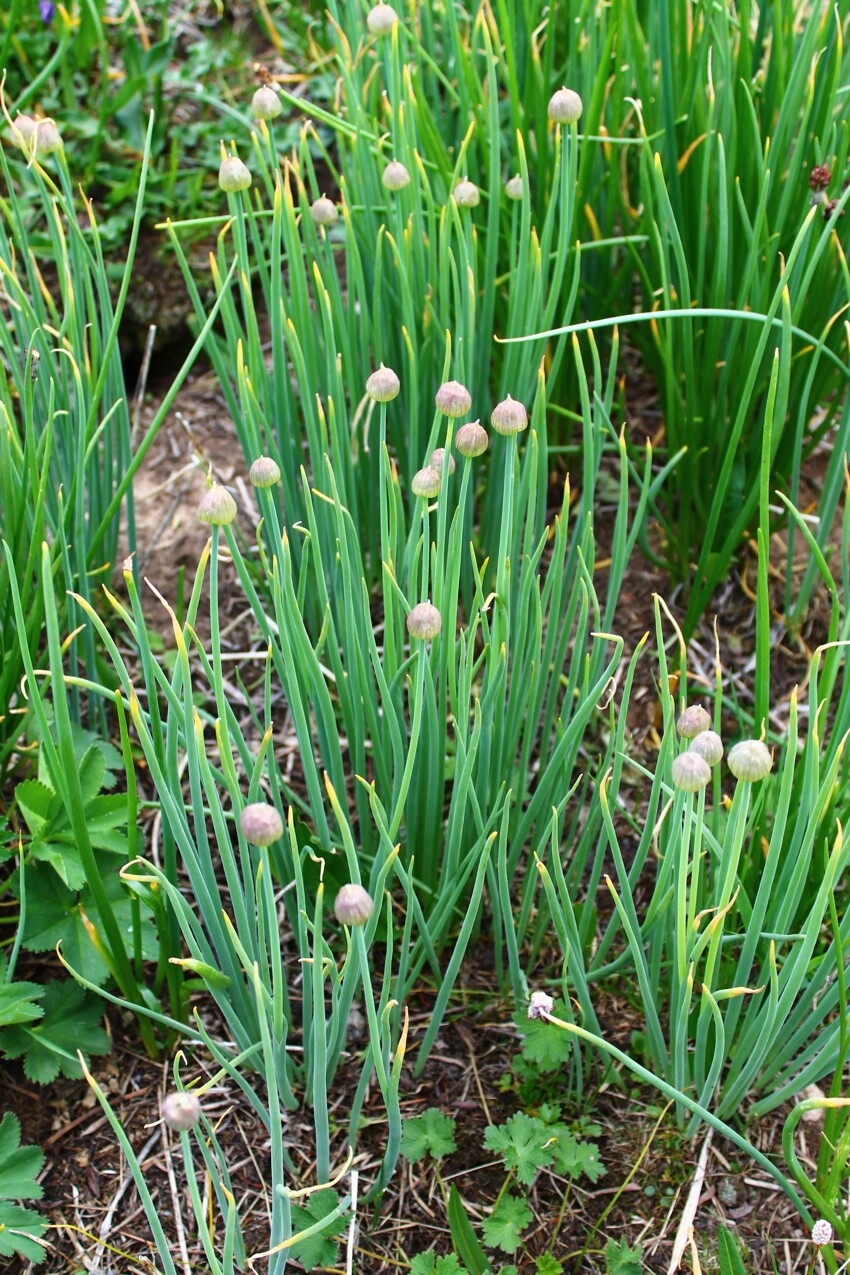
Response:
[33,118,62,154]
[366,363,400,402]
[689,730,724,767]
[504,174,524,201]
[219,154,252,193]
[240,802,283,846]
[677,705,711,739]
[249,455,281,488]
[407,601,442,639]
[435,380,472,418]
[334,883,374,926]
[11,113,36,148]
[548,86,583,124]
[430,447,455,475]
[455,421,489,457]
[382,160,410,191]
[366,2,398,34]
[812,1220,834,1247]
[453,179,480,207]
[671,751,711,793]
[528,990,554,1020]
[311,196,338,226]
[197,484,237,526]
[491,395,528,436]
[161,1092,201,1131]
[411,466,442,498]
[728,739,773,783]
[252,85,282,120]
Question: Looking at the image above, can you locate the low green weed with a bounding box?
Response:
[0,1112,48,1266]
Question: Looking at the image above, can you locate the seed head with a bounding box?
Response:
[366,2,398,34]
[809,165,832,192]
[504,174,524,201]
[728,739,773,783]
[490,395,528,436]
[407,601,442,640]
[161,1092,201,1131]
[688,730,724,767]
[32,118,62,154]
[310,196,338,227]
[677,705,711,739]
[249,455,281,488]
[812,1220,834,1247]
[382,160,411,191]
[430,447,456,476]
[548,87,583,124]
[251,85,282,120]
[671,751,711,793]
[239,802,284,846]
[334,883,374,926]
[219,154,252,193]
[528,990,554,1020]
[197,484,237,526]
[452,178,480,207]
[411,466,442,498]
[455,421,489,457]
[366,363,400,402]
[435,380,472,418]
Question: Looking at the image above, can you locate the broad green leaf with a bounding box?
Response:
[288,1188,347,1270]
[0,1202,48,1263]
[0,981,44,1028]
[716,1225,747,1275]
[549,1127,605,1182]
[0,980,111,1083]
[483,1114,553,1185]
[516,1007,573,1073]
[14,781,60,837]
[481,1195,532,1254]
[401,1109,457,1162]
[411,1253,471,1275]
[448,1185,492,1275]
[605,1237,643,1275]
[0,1114,43,1199]
[534,1255,564,1275]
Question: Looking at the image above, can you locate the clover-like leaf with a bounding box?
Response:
[605,1237,643,1275]
[481,1194,532,1254]
[0,980,110,1083]
[288,1188,347,1270]
[483,1113,553,1185]
[401,1108,457,1162]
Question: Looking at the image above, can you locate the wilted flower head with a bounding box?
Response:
[411,466,442,498]
[407,601,442,640]
[366,364,400,402]
[161,1092,201,1131]
[689,730,724,767]
[435,380,472,418]
[671,751,711,793]
[334,883,374,926]
[809,165,832,192]
[812,1220,834,1247]
[252,85,282,120]
[240,802,284,846]
[452,179,480,207]
[430,447,455,476]
[490,395,528,436]
[249,455,281,488]
[197,484,237,526]
[455,421,489,458]
[310,195,338,226]
[366,2,398,34]
[728,739,773,783]
[677,705,711,739]
[528,990,554,1020]
[382,160,411,191]
[219,154,252,193]
[548,87,583,124]
[505,174,524,201]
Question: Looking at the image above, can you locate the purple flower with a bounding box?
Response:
[39,1,55,24]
